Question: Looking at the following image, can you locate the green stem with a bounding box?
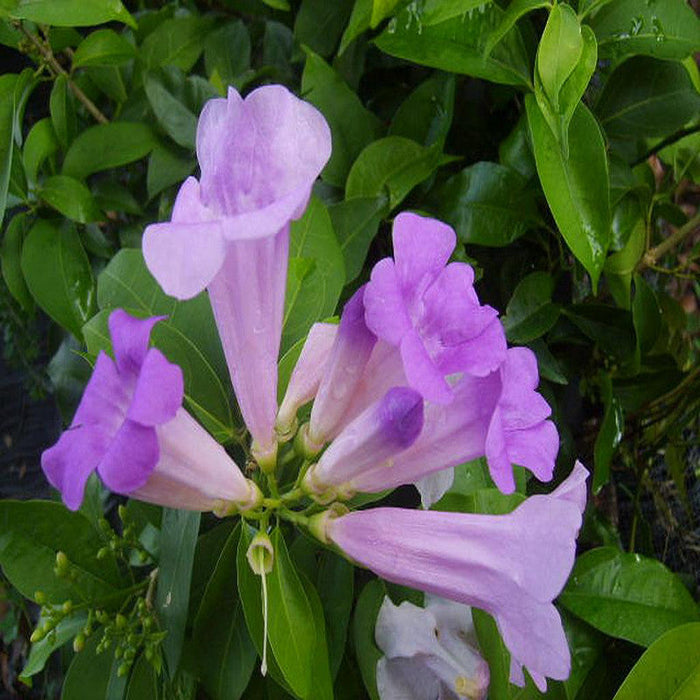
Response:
[638,211,700,271]
[277,509,309,527]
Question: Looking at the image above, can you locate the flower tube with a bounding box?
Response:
[303,387,424,500]
[363,212,507,404]
[143,86,331,465]
[41,310,261,514]
[317,463,589,691]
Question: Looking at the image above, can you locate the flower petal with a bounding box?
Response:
[142,218,227,301]
[400,331,453,404]
[97,419,159,494]
[364,258,412,346]
[506,421,558,483]
[108,310,162,377]
[127,348,184,426]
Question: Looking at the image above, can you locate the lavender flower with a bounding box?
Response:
[363,212,507,404]
[143,86,331,465]
[317,462,589,691]
[42,310,260,513]
[376,596,489,700]
[303,387,424,500]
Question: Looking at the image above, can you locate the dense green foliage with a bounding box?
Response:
[0,0,698,698]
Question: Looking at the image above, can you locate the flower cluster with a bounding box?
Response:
[42,85,587,695]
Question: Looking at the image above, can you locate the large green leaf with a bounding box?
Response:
[72,28,136,67]
[375,4,531,87]
[204,20,251,85]
[20,220,96,339]
[0,500,125,605]
[193,524,256,700]
[0,212,33,311]
[502,272,560,344]
[593,373,623,493]
[484,0,552,57]
[559,547,700,647]
[88,248,236,442]
[156,509,200,677]
[282,195,345,353]
[346,136,444,209]
[0,74,21,224]
[352,579,385,700]
[22,117,59,185]
[613,623,700,699]
[61,634,127,700]
[294,0,354,57]
[430,161,540,247]
[589,0,700,62]
[563,304,635,360]
[328,195,387,282]
[301,48,383,187]
[141,15,216,71]
[144,73,198,149]
[595,56,700,139]
[526,95,610,288]
[39,175,103,224]
[62,122,158,180]
[1,0,135,28]
[49,74,76,150]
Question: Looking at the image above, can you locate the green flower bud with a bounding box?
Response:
[34,591,46,604]
[117,662,130,677]
[62,601,73,614]
[55,551,69,575]
[115,614,127,629]
[73,634,85,652]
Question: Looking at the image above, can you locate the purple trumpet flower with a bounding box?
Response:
[319,462,589,691]
[276,322,337,440]
[307,287,377,447]
[310,346,557,499]
[303,387,424,500]
[41,310,261,513]
[364,212,507,404]
[143,86,331,465]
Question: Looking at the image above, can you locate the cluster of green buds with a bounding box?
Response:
[96,505,152,566]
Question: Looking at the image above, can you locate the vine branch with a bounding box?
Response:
[637,211,700,271]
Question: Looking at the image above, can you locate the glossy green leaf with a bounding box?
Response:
[72,28,135,67]
[141,15,216,71]
[502,272,560,343]
[593,374,623,493]
[499,115,536,181]
[144,73,197,149]
[658,131,700,183]
[189,520,235,617]
[526,95,610,288]
[62,122,158,180]
[147,146,194,200]
[564,305,635,360]
[22,117,58,185]
[375,4,531,87]
[370,0,401,27]
[604,217,645,309]
[156,509,200,677]
[389,72,455,149]
[193,524,256,700]
[328,195,387,282]
[418,0,493,26]
[21,220,95,339]
[3,0,136,28]
[352,579,385,700]
[614,623,700,699]
[536,3,583,112]
[338,0,372,54]
[204,21,251,84]
[61,634,127,700]
[92,180,142,216]
[632,274,662,356]
[1,212,33,311]
[596,57,700,139]
[0,500,124,605]
[20,612,88,681]
[0,74,17,225]
[346,136,443,209]
[39,175,103,223]
[266,527,329,699]
[49,75,76,151]
[125,655,159,700]
[559,547,700,647]
[484,0,551,57]
[589,0,700,62]
[529,338,568,385]
[473,609,512,699]
[283,195,345,353]
[301,48,383,187]
[294,0,354,57]
[430,161,540,247]
[88,249,236,441]
[85,64,128,103]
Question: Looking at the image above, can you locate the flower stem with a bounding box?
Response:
[638,211,700,271]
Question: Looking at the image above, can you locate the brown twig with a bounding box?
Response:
[15,22,109,125]
[637,211,700,271]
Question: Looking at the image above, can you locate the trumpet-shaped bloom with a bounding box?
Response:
[41,310,260,513]
[308,287,377,446]
[364,212,507,404]
[376,596,489,700]
[276,322,338,439]
[323,462,589,691]
[304,387,424,498]
[320,346,556,498]
[143,86,331,462]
